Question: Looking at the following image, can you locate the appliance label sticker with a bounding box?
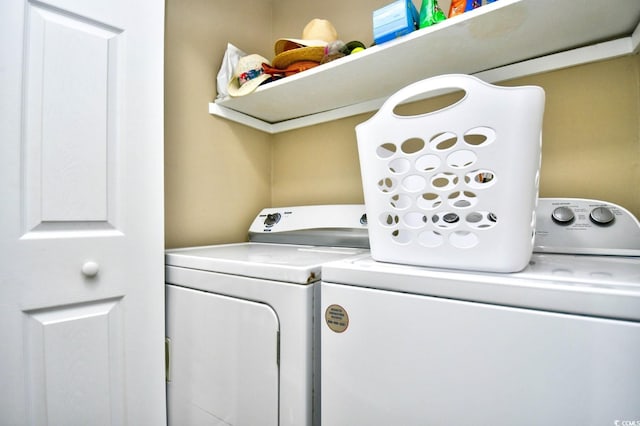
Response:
[325,304,349,333]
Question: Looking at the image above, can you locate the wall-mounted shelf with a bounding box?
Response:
[210,0,640,134]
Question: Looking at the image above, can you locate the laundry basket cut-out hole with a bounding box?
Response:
[443,213,459,223]
[465,170,496,188]
[376,143,397,158]
[448,191,477,208]
[404,212,427,228]
[453,200,470,208]
[446,150,477,169]
[432,213,460,229]
[402,175,426,192]
[431,172,459,190]
[464,127,496,146]
[377,177,396,192]
[418,230,444,248]
[391,229,412,244]
[388,158,411,174]
[449,231,479,248]
[429,132,458,151]
[401,138,425,154]
[417,193,442,210]
[392,89,466,116]
[475,172,494,183]
[390,194,412,210]
[379,213,399,226]
[415,154,441,172]
[466,212,483,223]
[466,211,498,229]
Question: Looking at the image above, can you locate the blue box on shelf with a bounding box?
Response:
[373,0,419,45]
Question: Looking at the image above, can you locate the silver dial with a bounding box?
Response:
[589,207,615,226]
[551,206,574,225]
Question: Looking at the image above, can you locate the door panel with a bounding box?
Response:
[0,0,165,424]
[166,285,280,426]
[23,2,122,234]
[24,298,124,426]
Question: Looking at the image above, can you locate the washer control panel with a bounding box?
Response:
[534,198,640,256]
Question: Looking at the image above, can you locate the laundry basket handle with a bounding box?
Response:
[378,74,488,118]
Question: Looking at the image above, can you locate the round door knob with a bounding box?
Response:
[82,261,100,277]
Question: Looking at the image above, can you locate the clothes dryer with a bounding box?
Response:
[165,205,368,426]
[321,199,640,425]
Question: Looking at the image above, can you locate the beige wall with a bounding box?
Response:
[164,0,273,248]
[511,56,640,209]
[273,55,640,215]
[165,0,640,249]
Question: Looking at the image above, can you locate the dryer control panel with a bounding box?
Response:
[534,198,640,256]
[248,205,369,248]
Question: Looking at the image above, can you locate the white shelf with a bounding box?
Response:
[210,0,640,134]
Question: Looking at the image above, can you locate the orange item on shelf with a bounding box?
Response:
[448,0,467,17]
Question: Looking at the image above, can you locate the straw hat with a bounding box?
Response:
[273,19,338,69]
[227,54,271,97]
[263,61,321,78]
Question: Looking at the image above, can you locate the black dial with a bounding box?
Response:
[264,213,281,227]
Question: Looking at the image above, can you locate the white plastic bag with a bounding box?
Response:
[216,43,246,100]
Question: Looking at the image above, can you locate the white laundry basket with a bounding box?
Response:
[356,74,545,272]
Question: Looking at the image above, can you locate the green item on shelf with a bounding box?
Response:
[419,0,447,28]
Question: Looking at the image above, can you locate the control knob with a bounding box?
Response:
[589,206,615,226]
[551,206,574,225]
[264,213,281,227]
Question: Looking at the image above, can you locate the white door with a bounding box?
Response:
[166,285,279,426]
[0,0,165,424]
[322,282,640,426]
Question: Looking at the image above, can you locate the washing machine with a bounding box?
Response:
[321,198,640,426]
[165,205,369,426]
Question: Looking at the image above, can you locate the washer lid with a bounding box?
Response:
[166,242,367,284]
[321,253,640,321]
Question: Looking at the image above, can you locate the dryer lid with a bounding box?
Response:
[166,242,367,284]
